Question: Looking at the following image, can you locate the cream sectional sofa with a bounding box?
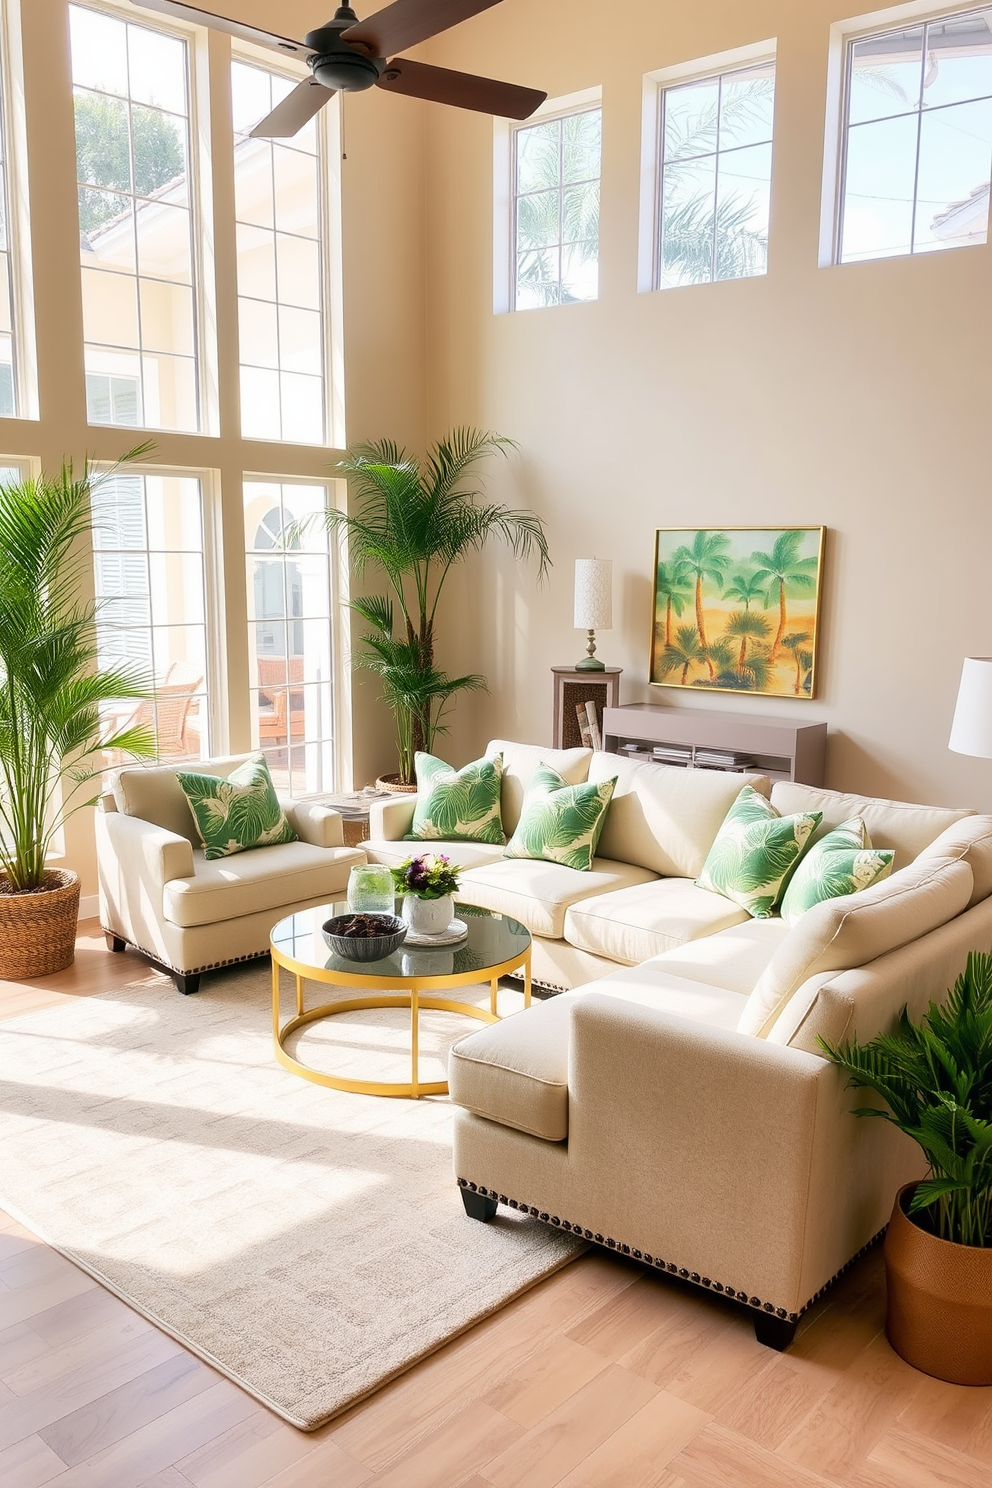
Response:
[98,755,366,993]
[363,739,992,1347]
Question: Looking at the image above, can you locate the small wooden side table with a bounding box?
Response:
[552,666,623,750]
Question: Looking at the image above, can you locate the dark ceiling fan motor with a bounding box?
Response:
[306,7,386,93]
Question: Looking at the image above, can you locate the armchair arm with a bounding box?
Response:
[97,807,195,888]
[368,796,417,841]
[282,799,345,849]
[566,993,892,1314]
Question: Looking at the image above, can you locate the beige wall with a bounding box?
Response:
[419,0,992,815]
[0,0,428,900]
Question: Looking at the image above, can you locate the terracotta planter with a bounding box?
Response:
[0,869,80,978]
[375,774,418,795]
[884,1182,992,1385]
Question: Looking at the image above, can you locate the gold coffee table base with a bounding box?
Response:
[271,949,531,1099]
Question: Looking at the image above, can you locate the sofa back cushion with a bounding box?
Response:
[911,815,992,908]
[486,740,592,835]
[113,755,258,844]
[587,752,771,878]
[737,856,974,1037]
[769,781,974,869]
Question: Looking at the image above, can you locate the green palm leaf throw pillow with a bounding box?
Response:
[406,751,505,844]
[176,754,297,861]
[779,816,893,926]
[697,785,821,919]
[504,761,616,872]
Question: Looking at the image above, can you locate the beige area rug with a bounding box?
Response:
[0,964,581,1430]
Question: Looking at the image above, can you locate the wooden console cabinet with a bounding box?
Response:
[552,667,623,750]
[602,704,826,785]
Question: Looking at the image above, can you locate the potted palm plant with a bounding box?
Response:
[822,951,992,1384]
[0,457,156,978]
[306,428,550,787]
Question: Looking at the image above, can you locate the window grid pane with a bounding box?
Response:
[233,62,328,446]
[658,62,775,289]
[839,9,992,263]
[0,26,17,416]
[71,5,200,432]
[244,481,336,795]
[93,473,210,768]
[512,107,601,311]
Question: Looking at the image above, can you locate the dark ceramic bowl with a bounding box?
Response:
[321,912,407,962]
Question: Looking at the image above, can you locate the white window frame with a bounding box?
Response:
[0,0,37,420]
[494,85,602,315]
[231,42,344,450]
[819,0,991,266]
[70,0,215,435]
[637,39,777,293]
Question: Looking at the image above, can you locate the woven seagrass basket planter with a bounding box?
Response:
[375,774,418,795]
[885,1183,992,1385]
[0,869,80,978]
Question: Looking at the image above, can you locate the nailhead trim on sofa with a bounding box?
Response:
[457,1177,885,1324]
[102,930,268,979]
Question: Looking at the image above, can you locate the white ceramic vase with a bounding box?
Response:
[402,893,454,937]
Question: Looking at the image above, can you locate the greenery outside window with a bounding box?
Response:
[244,480,336,794]
[837,9,992,262]
[657,61,775,288]
[512,106,601,309]
[70,4,200,432]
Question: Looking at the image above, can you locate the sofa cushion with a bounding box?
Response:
[486,739,592,835]
[162,840,365,928]
[588,751,770,878]
[737,856,974,1037]
[913,815,992,908]
[779,817,893,926]
[113,754,257,844]
[504,763,616,872]
[697,785,821,919]
[449,993,574,1141]
[457,856,657,940]
[563,878,749,965]
[362,839,506,872]
[580,962,750,1029]
[176,755,297,860]
[407,751,505,845]
[642,917,791,996]
[769,781,974,869]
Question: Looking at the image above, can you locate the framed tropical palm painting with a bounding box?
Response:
[651,527,826,699]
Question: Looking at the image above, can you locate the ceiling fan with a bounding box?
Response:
[128,1,547,136]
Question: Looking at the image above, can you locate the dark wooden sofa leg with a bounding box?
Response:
[461,1188,498,1222]
[105,932,126,952]
[753,1312,798,1351]
[174,972,201,996]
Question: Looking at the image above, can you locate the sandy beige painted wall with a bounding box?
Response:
[1,0,428,901]
[418,0,992,815]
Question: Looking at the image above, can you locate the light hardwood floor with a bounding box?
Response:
[2,921,991,1487]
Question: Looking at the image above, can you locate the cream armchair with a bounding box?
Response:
[97,755,366,993]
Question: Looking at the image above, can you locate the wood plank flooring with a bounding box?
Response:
[2,920,991,1487]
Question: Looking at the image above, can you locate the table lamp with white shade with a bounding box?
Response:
[574,558,612,671]
[949,657,992,759]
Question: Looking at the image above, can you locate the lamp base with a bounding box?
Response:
[574,656,606,671]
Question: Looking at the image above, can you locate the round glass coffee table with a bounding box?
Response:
[270,902,532,1098]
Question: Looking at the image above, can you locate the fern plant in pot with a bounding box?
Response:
[0,458,155,978]
[822,950,992,1384]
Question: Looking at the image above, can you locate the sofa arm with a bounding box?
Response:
[97,808,195,889]
[283,799,345,849]
[566,993,858,1313]
[368,796,416,841]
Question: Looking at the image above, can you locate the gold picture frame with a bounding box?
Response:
[650,526,826,699]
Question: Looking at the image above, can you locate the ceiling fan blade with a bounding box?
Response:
[342,0,503,59]
[127,1,310,57]
[376,58,546,118]
[249,79,335,138]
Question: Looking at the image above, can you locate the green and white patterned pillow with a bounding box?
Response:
[406,751,505,844]
[503,762,616,872]
[697,785,821,919]
[780,816,894,926]
[176,754,297,861]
